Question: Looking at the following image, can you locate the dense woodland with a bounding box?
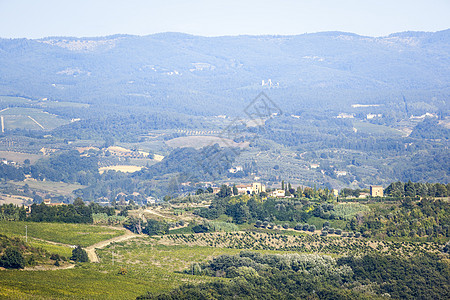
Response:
[0,200,114,223]
[138,251,449,299]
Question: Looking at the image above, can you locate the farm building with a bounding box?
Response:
[236,183,266,195]
[370,185,384,197]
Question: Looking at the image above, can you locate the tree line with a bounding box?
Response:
[138,251,449,299]
[0,199,114,224]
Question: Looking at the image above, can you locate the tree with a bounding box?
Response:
[73,197,85,206]
[405,180,416,197]
[232,184,238,196]
[217,185,232,198]
[71,245,89,262]
[0,248,25,269]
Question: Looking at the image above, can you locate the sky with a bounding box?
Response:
[0,0,449,39]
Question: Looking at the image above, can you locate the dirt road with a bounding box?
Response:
[85,229,138,263]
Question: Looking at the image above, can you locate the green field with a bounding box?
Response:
[0,235,300,299]
[0,107,69,131]
[353,120,404,136]
[0,221,123,247]
[27,239,73,257]
[0,224,445,299]
[10,181,87,196]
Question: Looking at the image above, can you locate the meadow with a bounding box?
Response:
[10,181,87,197]
[0,221,123,247]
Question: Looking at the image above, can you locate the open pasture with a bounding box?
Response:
[0,221,124,247]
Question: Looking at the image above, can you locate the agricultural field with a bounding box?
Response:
[166,135,249,149]
[1,228,445,299]
[0,150,44,164]
[0,193,32,206]
[10,180,87,196]
[159,231,442,257]
[0,221,124,247]
[0,234,315,299]
[0,107,69,131]
[0,96,32,106]
[352,120,404,136]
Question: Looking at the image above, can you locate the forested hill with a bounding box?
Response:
[0,30,449,116]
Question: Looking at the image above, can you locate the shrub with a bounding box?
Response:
[71,245,89,262]
[118,267,128,275]
[0,247,25,269]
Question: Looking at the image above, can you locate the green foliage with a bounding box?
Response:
[385,181,449,197]
[124,217,169,236]
[338,253,450,299]
[0,247,25,269]
[92,213,127,225]
[137,145,239,182]
[0,204,27,221]
[31,150,100,185]
[332,203,371,220]
[71,245,89,262]
[29,202,93,223]
[410,117,450,140]
[353,198,450,240]
[0,234,63,269]
[143,251,450,300]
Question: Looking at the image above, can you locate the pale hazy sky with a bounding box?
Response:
[0,0,449,38]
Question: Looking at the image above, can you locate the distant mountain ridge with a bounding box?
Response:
[0,29,448,116]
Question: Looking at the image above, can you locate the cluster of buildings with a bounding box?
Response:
[208,182,384,199]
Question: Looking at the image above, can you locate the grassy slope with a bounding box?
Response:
[0,221,123,247]
[0,235,307,299]
[9,181,87,196]
[0,239,235,299]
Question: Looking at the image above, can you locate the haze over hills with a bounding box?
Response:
[0,30,449,117]
[0,29,448,193]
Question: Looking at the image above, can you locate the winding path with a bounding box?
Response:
[85,229,138,263]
